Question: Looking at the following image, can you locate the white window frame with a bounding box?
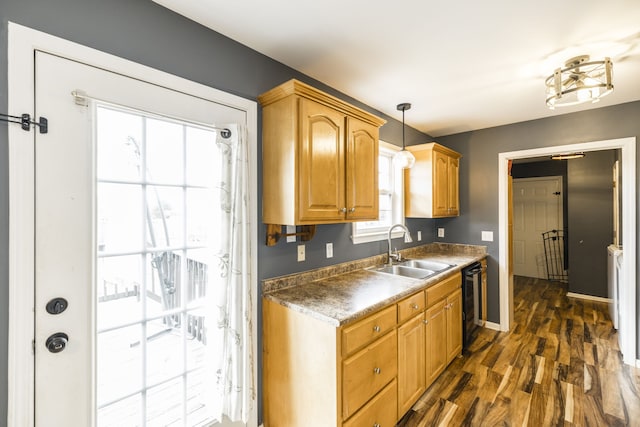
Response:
[351,141,405,244]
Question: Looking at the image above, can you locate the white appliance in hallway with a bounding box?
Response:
[607,244,623,330]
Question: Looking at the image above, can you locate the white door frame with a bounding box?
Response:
[7,22,259,426]
[498,137,637,366]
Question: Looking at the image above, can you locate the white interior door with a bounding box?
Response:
[512,176,563,278]
[35,51,248,427]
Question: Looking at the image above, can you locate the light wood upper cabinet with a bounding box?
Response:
[404,142,462,218]
[259,79,386,225]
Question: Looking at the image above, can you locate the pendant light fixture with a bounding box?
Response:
[393,102,415,169]
[545,55,613,109]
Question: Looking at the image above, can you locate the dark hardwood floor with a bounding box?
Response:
[397,275,640,426]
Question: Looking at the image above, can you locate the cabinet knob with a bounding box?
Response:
[339,207,347,213]
[373,367,381,374]
[411,303,419,310]
[349,207,356,213]
[423,319,429,324]
[373,325,381,332]
[374,424,380,427]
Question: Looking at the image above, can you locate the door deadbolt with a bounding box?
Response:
[46,332,69,353]
[46,297,68,315]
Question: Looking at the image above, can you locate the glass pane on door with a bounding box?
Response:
[96,104,222,426]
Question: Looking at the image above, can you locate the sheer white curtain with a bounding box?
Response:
[209,124,255,423]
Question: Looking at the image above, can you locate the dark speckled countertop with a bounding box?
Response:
[262,243,487,327]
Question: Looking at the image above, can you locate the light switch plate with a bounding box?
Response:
[326,243,333,258]
[438,228,445,238]
[482,231,494,242]
[297,244,305,262]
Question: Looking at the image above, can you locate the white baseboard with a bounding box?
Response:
[483,321,501,331]
[566,292,611,303]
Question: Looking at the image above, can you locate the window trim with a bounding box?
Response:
[351,140,406,244]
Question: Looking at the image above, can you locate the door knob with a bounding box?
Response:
[46,332,68,353]
[46,297,68,315]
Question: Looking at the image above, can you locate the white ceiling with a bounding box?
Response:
[153,0,640,137]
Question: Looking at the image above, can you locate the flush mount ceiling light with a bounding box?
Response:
[551,152,586,160]
[393,102,415,169]
[545,55,613,109]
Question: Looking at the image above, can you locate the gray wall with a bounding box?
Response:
[567,151,616,297]
[0,1,436,424]
[435,101,640,337]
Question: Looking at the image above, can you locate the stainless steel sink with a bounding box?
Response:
[369,265,435,279]
[400,259,454,272]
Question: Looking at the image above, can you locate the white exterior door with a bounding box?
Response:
[512,177,563,279]
[34,51,250,427]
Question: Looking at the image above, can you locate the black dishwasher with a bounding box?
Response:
[462,262,483,349]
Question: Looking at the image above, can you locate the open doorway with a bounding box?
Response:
[498,137,636,366]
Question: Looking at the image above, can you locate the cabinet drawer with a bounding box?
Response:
[342,305,396,356]
[343,379,397,427]
[426,271,461,307]
[397,291,425,323]
[343,330,397,419]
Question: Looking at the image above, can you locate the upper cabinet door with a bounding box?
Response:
[432,151,450,217]
[299,99,346,222]
[346,117,379,221]
[447,156,460,216]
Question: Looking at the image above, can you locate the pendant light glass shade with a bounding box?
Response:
[393,148,415,169]
[393,102,415,169]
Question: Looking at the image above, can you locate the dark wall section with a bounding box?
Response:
[435,102,640,327]
[567,151,616,297]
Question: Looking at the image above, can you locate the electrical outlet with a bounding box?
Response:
[286,225,296,243]
[297,244,305,262]
[417,231,422,241]
[326,242,333,258]
[482,231,494,242]
[438,228,445,238]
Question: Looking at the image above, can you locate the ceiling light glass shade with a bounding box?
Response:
[393,149,416,169]
[546,55,613,109]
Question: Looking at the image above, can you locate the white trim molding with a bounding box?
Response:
[566,292,612,304]
[483,321,502,331]
[8,22,259,426]
[498,137,636,366]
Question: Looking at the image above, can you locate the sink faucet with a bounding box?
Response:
[387,224,413,265]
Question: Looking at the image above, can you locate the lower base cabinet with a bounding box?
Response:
[343,380,398,427]
[263,271,464,426]
[397,312,427,415]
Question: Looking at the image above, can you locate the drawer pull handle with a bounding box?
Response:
[373,367,381,374]
[372,325,381,332]
[412,303,419,310]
